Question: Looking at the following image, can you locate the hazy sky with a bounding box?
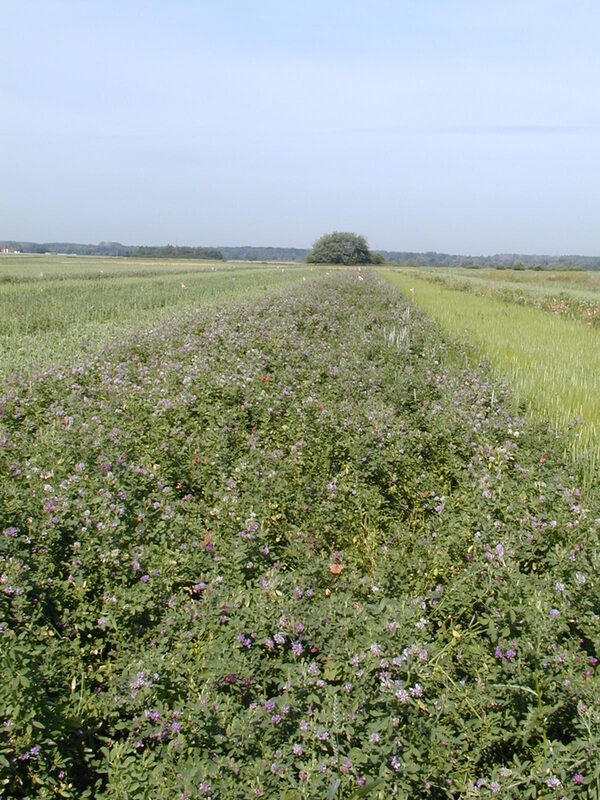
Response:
[2,1,599,253]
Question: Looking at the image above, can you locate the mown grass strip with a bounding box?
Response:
[381,268,600,474]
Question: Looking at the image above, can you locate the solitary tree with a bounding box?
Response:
[306,231,382,265]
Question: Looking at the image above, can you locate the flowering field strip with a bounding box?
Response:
[0,258,317,377]
[382,269,600,474]
[1,272,599,798]
[390,267,600,328]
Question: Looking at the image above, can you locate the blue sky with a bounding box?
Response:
[1,1,599,253]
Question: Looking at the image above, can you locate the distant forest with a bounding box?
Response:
[0,241,225,260]
[3,241,600,270]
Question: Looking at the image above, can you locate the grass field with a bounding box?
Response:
[1,263,599,798]
[0,255,317,377]
[382,268,600,475]
[403,267,600,327]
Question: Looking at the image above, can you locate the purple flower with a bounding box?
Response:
[292,641,303,656]
[271,714,282,725]
[140,574,149,583]
[395,688,409,704]
[550,608,560,619]
[494,646,503,660]
[505,648,517,661]
[170,722,181,735]
[573,774,584,785]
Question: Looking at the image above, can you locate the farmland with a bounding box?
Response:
[393,268,600,328]
[0,256,318,377]
[382,268,600,474]
[1,260,599,798]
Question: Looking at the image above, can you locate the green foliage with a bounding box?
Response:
[1,272,599,798]
[307,232,377,265]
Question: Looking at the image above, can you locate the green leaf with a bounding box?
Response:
[327,778,341,800]
[350,778,385,798]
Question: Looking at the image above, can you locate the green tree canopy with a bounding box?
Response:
[306,231,381,265]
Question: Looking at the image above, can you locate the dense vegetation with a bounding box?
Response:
[1,271,599,798]
[306,232,384,265]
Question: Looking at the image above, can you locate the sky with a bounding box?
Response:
[1,0,599,254]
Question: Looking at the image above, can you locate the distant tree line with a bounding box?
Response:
[381,251,600,270]
[3,240,600,270]
[217,246,309,262]
[0,241,224,260]
[134,245,224,260]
